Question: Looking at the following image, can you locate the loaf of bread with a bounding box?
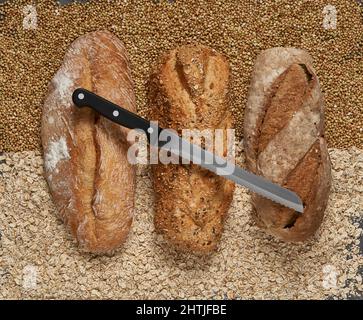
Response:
[41,31,136,253]
[244,47,331,242]
[148,44,235,253]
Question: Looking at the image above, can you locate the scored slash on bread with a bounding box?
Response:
[244,47,332,242]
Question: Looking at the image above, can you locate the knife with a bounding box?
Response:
[72,88,304,213]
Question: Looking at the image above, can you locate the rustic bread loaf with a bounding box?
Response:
[41,31,136,253]
[148,44,235,253]
[244,47,331,242]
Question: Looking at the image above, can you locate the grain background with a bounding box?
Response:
[0,0,362,151]
[0,0,362,300]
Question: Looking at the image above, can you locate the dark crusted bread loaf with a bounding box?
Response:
[244,47,332,242]
[41,31,136,253]
[148,44,235,253]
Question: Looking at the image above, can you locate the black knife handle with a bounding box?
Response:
[73,88,174,148]
[72,88,153,134]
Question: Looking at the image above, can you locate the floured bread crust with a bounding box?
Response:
[41,31,136,253]
[148,44,235,253]
[244,47,332,242]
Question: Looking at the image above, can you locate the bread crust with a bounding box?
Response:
[244,47,331,242]
[41,31,136,253]
[148,44,235,253]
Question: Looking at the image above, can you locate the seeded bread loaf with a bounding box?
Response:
[41,31,136,253]
[244,47,332,242]
[148,44,235,253]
